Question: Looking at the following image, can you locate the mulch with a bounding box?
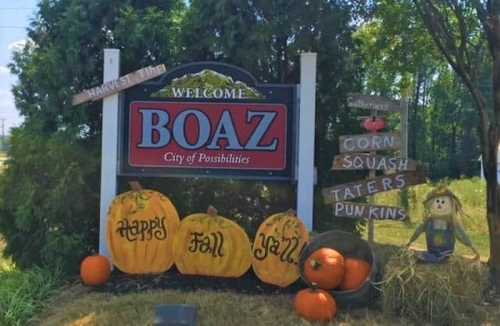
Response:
[95,266,306,296]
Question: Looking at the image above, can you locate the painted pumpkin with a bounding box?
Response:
[338,258,371,291]
[304,248,345,290]
[252,210,309,287]
[294,287,337,322]
[80,255,111,286]
[107,185,180,274]
[173,206,252,278]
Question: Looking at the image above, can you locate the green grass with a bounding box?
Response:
[0,267,61,326]
[369,177,489,260]
[0,239,61,326]
[2,177,493,325]
[35,285,410,326]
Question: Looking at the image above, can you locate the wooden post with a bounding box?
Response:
[99,49,120,258]
[400,99,410,222]
[367,110,376,244]
[400,99,409,159]
[297,53,317,231]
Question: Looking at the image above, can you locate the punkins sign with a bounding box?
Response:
[121,62,295,179]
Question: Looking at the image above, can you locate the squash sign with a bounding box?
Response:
[121,62,295,180]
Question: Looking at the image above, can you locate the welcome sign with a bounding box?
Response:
[120,62,296,179]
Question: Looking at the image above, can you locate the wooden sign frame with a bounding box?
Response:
[72,64,166,105]
[333,201,408,220]
[322,172,425,204]
[339,132,401,153]
[331,153,417,171]
[347,93,403,112]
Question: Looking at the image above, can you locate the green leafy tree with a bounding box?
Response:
[412,0,500,293]
[356,0,482,180]
[178,0,368,232]
[1,0,184,274]
[1,0,368,274]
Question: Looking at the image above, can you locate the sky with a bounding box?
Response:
[0,0,38,134]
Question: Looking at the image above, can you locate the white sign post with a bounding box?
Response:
[297,52,317,231]
[99,49,120,258]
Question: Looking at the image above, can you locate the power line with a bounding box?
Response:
[0,26,26,29]
[0,8,34,10]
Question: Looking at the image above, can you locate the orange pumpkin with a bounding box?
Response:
[338,258,371,291]
[80,255,111,286]
[173,206,252,278]
[107,183,180,274]
[294,287,337,322]
[304,248,345,290]
[252,210,309,287]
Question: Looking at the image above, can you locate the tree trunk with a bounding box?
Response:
[485,126,500,292]
[411,70,423,159]
[487,11,500,293]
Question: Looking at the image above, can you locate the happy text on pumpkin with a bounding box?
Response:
[116,216,167,241]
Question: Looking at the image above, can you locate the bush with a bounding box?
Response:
[0,127,100,274]
[0,266,61,326]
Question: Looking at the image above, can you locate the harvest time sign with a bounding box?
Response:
[121,62,295,179]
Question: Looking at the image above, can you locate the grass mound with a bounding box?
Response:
[0,267,61,326]
[381,248,486,325]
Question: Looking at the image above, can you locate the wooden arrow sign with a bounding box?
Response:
[339,133,401,153]
[333,201,408,220]
[72,64,166,106]
[331,154,417,171]
[322,172,425,204]
[347,93,403,112]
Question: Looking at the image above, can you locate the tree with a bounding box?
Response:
[1,0,367,273]
[178,0,369,232]
[356,0,482,180]
[1,0,185,274]
[413,0,500,292]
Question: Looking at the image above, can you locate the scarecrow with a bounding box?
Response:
[406,186,480,263]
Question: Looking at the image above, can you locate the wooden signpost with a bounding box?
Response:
[347,93,402,112]
[331,154,417,171]
[322,172,425,203]
[339,133,401,153]
[333,201,408,221]
[72,64,166,106]
[324,93,421,244]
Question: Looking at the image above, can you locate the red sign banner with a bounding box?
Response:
[129,101,288,170]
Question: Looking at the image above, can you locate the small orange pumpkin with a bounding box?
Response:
[80,255,111,286]
[304,248,345,290]
[338,258,371,291]
[294,286,337,322]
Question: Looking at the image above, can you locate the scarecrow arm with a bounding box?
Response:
[406,221,427,247]
[454,225,480,259]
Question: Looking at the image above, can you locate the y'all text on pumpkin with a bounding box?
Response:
[253,234,305,265]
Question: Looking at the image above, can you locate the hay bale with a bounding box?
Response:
[381,248,487,325]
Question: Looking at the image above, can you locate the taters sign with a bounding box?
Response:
[121,62,295,179]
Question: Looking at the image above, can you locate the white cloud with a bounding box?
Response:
[7,39,27,53]
[0,66,9,75]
